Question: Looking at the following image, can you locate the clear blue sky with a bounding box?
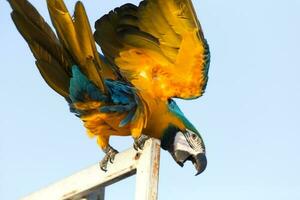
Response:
[1,0,300,199]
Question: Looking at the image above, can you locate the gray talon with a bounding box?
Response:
[99,146,118,172]
[99,157,109,172]
[134,135,150,150]
[109,152,116,163]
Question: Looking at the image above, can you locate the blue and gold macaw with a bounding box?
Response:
[9,0,210,175]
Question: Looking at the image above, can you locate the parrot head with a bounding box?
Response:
[161,99,207,176]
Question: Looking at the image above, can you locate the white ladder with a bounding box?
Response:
[21,138,161,200]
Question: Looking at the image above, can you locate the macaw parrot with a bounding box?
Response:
[8,0,210,175]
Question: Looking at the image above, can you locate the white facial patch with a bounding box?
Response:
[185,129,205,153]
[174,131,203,155]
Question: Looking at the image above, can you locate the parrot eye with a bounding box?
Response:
[185,130,197,140]
[183,129,205,153]
[192,133,197,139]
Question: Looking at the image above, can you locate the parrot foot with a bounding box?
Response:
[99,145,119,172]
[133,135,150,150]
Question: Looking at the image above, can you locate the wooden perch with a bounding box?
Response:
[21,138,161,200]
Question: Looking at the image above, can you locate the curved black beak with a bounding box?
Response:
[193,153,207,176]
[173,150,207,176]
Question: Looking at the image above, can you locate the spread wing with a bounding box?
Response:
[9,0,147,135]
[9,0,113,97]
[94,0,210,100]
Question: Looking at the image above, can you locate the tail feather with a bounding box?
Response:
[47,0,107,93]
[9,0,72,97]
[9,0,56,42]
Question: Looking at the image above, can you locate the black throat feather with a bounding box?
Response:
[160,124,180,151]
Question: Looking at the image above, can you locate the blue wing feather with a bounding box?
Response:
[69,65,108,102]
[69,65,139,127]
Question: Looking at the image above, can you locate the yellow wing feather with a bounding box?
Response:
[47,0,106,93]
[94,0,210,100]
[9,0,72,97]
